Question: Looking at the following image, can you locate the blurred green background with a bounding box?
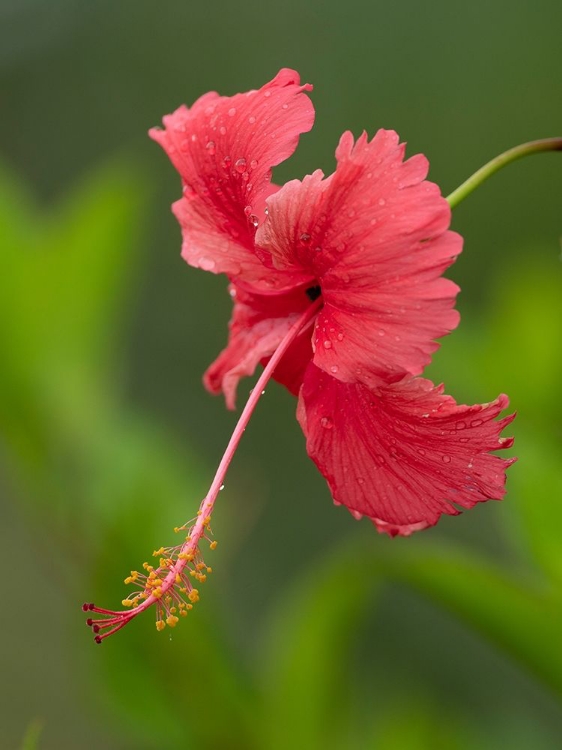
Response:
[1,1,561,748]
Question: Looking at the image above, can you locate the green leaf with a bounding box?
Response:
[260,546,382,750]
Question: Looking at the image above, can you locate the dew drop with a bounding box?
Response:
[471,419,483,427]
[234,158,246,173]
[457,421,466,430]
[337,332,344,341]
[244,205,252,216]
[330,365,339,374]
[378,198,386,206]
[378,330,385,337]
[282,103,288,109]
[222,155,231,169]
[250,159,258,169]
[206,140,216,155]
[248,116,256,124]
[323,340,332,349]
[418,448,426,456]
[442,455,451,464]
[320,416,333,429]
[357,477,365,485]
[219,126,227,135]
[241,171,250,181]
[219,484,225,491]
[300,232,311,244]
[264,90,271,97]
[246,183,253,192]
[248,214,259,228]
[370,218,378,226]
[198,257,216,271]
[228,107,237,117]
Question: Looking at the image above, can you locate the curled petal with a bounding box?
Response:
[297,365,515,536]
[150,69,314,288]
[257,130,462,385]
[204,284,313,409]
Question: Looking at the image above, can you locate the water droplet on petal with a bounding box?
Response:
[330,365,339,374]
[378,198,386,206]
[357,477,365,485]
[228,107,237,117]
[235,158,246,173]
[264,90,271,98]
[244,205,252,217]
[370,218,378,226]
[417,448,426,456]
[248,115,256,124]
[248,214,259,228]
[300,232,311,244]
[471,419,483,427]
[198,257,216,271]
[222,155,231,169]
[206,140,216,155]
[337,332,344,341]
[442,455,451,464]
[323,340,332,349]
[250,159,258,169]
[457,421,466,430]
[219,126,227,135]
[282,103,288,109]
[320,416,333,429]
[219,484,225,491]
[378,330,385,337]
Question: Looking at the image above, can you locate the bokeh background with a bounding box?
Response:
[1,1,561,748]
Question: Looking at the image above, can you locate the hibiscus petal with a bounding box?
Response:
[297,365,515,536]
[149,69,314,289]
[204,283,313,409]
[257,130,462,385]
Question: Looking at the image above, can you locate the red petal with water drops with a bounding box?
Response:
[149,69,314,289]
[257,130,462,386]
[297,365,515,536]
[204,283,314,409]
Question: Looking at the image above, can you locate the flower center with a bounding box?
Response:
[305,284,321,302]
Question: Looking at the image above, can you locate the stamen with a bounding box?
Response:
[84,297,322,642]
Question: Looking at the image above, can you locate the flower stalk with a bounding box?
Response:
[446,137,562,209]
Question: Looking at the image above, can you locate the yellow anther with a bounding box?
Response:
[178,552,194,562]
[196,562,205,571]
[122,599,133,607]
[187,603,193,610]
[124,576,133,584]
[155,620,166,632]
[166,615,179,628]
[206,567,212,574]
[203,516,211,527]
[143,563,154,572]
[170,606,177,614]
[175,573,181,584]
[198,574,207,583]
[153,587,163,599]
[179,587,187,594]
[190,570,197,578]
[180,610,188,617]
[210,541,218,550]
[153,547,165,557]
[188,589,200,603]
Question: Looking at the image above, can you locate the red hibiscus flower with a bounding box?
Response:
[84,69,515,642]
[151,68,515,536]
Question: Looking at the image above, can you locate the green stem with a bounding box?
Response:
[446,137,562,209]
